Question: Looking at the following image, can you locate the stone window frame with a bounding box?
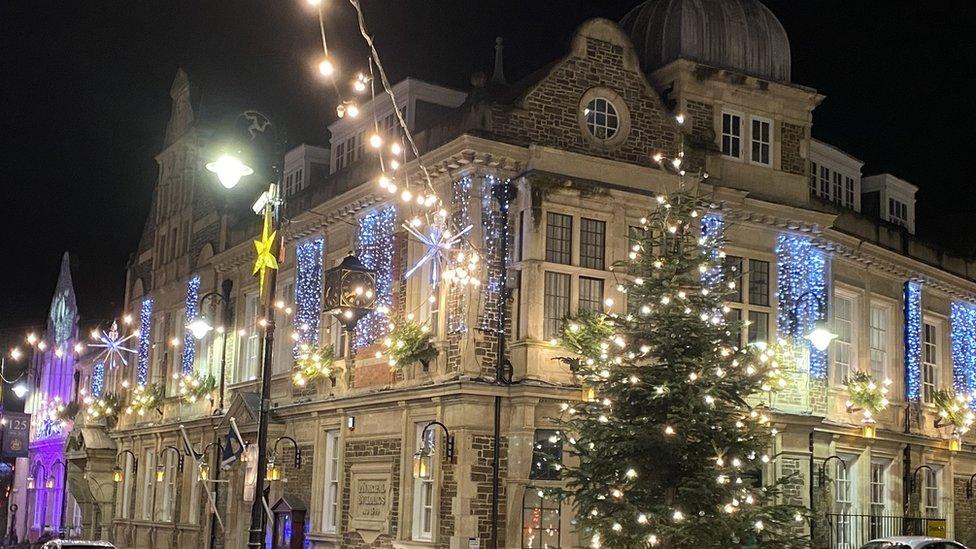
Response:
[577,87,631,149]
[831,286,860,388]
[722,248,777,348]
[749,114,774,167]
[411,421,437,542]
[921,317,942,405]
[720,109,744,161]
[321,428,342,534]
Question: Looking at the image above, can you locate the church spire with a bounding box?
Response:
[164,67,194,146]
[47,252,78,349]
[490,37,507,85]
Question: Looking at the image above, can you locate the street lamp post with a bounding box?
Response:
[206,110,286,549]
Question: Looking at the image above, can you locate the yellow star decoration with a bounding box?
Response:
[253,208,279,297]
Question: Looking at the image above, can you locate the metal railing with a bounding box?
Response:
[825,514,945,549]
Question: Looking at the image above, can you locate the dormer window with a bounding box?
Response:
[721,111,742,158]
[888,198,908,227]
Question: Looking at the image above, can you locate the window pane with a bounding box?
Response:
[723,256,743,302]
[833,295,854,383]
[578,277,604,314]
[579,218,606,270]
[545,213,572,264]
[922,323,938,403]
[748,311,768,345]
[544,272,570,339]
[747,259,769,306]
[530,429,563,480]
[870,305,888,379]
[727,308,742,346]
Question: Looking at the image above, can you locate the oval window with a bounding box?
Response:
[584,98,619,141]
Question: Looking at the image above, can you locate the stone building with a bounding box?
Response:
[66,1,976,548]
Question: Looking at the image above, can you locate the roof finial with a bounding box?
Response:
[491,37,507,85]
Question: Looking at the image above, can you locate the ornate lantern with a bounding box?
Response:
[112,466,124,483]
[323,254,376,332]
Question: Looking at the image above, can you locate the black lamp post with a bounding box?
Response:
[206,110,286,548]
[489,178,517,549]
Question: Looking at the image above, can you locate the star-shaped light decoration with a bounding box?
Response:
[402,219,473,286]
[253,207,279,297]
[89,321,138,370]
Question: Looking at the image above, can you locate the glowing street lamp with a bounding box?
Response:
[12,383,29,399]
[206,154,253,189]
[187,317,214,341]
[805,319,838,352]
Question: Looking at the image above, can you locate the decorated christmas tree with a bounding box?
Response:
[551,176,808,548]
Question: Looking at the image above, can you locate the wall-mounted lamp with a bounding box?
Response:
[412,421,455,480]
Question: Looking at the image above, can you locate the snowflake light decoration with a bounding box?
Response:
[89,321,138,370]
[403,219,473,286]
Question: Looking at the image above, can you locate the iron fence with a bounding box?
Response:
[825,513,946,549]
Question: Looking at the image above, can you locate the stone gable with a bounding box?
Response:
[488,19,678,168]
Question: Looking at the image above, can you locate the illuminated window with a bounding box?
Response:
[530,430,562,481]
[922,322,939,403]
[521,491,561,548]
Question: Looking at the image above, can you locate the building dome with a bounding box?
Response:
[620,0,791,82]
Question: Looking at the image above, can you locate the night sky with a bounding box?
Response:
[1,1,974,341]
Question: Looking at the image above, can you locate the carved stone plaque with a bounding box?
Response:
[349,457,394,544]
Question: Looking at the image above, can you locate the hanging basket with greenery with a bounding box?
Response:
[845,370,890,418]
[933,389,975,435]
[383,320,437,371]
[125,383,163,417]
[292,343,338,387]
[178,371,217,404]
[86,393,123,424]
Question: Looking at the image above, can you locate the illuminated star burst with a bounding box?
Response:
[89,321,138,370]
[402,220,472,286]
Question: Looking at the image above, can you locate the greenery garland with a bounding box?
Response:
[86,393,123,424]
[178,370,217,404]
[933,389,975,435]
[56,401,80,422]
[383,320,437,370]
[292,343,338,386]
[844,370,890,418]
[125,383,163,417]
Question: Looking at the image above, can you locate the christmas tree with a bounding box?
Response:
[551,177,807,548]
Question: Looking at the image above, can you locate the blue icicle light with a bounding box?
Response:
[181,274,201,375]
[775,234,829,378]
[137,297,153,386]
[950,300,976,394]
[904,281,923,401]
[295,238,325,354]
[355,205,395,348]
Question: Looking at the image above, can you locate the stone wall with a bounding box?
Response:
[341,438,401,549]
[780,122,806,176]
[954,475,976,547]
[469,434,508,544]
[489,35,677,167]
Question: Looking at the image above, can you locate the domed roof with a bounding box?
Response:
[621,0,791,82]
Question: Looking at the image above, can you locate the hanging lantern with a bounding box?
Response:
[112,467,124,483]
[412,450,433,480]
[45,477,55,490]
[323,254,377,332]
[198,463,210,482]
[155,465,165,483]
[862,420,877,439]
[266,461,283,482]
[26,476,35,490]
[581,384,597,402]
[948,434,962,453]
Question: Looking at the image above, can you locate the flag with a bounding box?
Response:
[221,426,245,469]
[179,425,203,462]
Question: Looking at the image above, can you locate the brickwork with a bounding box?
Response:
[954,476,976,547]
[810,377,828,416]
[469,434,508,544]
[437,456,458,549]
[489,35,677,167]
[780,122,806,175]
[341,438,401,549]
[275,445,315,540]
